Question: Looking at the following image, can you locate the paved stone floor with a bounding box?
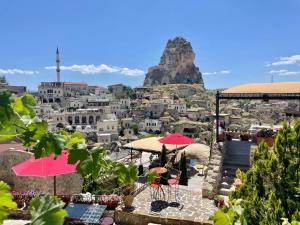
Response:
[131,186,217,222]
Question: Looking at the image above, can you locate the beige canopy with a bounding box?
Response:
[175,143,210,165]
[123,137,187,154]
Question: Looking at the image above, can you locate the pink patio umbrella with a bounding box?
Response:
[159,133,195,145]
[159,133,195,154]
[12,150,77,195]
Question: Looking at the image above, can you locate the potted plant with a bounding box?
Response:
[115,163,138,209]
[95,194,121,210]
[226,133,232,141]
[71,192,94,204]
[256,129,276,147]
[240,132,250,141]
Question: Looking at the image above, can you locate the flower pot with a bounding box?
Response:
[256,137,275,147]
[240,134,250,141]
[122,195,134,208]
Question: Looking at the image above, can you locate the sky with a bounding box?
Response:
[0,0,300,91]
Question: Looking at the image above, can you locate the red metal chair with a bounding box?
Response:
[150,177,165,201]
[167,171,181,202]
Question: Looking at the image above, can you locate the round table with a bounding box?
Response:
[150,167,168,174]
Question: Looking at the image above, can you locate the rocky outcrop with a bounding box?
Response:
[144,37,204,86]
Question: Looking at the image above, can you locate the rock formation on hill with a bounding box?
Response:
[144,37,204,86]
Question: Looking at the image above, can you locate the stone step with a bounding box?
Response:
[222,170,238,177]
[220,181,231,189]
[223,160,250,168]
[221,176,235,184]
[222,164,249,171]
[219,188,231,196]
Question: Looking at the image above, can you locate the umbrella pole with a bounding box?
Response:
[53,176,56,196]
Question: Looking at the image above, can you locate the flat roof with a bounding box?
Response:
[222,82,300,94]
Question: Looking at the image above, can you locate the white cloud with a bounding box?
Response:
[220,70,231,74]
[0,68,38,75]
[269,69,300,76]
[269,69,288,74]
[203,70,231,75]
[271,54,300,66]
[45,64,145,76]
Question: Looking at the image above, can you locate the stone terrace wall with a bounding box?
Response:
[0,150,82,195]
[202,141,227,199]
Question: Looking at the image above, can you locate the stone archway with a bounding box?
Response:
[56,123,64,129]
[68,116,73,125]
[75,116,80,125]
[89,116,94,125]
[82,116,87,125]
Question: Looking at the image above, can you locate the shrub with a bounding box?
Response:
[179,152,188,185]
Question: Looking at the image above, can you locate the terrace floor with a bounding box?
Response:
[115,184,217,225]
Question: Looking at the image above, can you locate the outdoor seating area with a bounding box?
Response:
[4,132,215,225]
[115,187,216,225]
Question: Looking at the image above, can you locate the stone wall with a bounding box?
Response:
[202,141,227,199]
[0,150,82,195]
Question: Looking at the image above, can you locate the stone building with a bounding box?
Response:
[140,119,162,132]
[97,114,119,143]
[108,84,128,99]
[146,103,165,119]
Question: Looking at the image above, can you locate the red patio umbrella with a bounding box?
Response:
[159,133,195,156]
[12,150,77,195]
[159,133,195,145]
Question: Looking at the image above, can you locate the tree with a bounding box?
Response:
[160,144,169,184]
[160,144,167,167]
[211,120,300,225]
[179,152,188,185]
[132,124,139,135]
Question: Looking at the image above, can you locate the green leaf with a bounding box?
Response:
[0,181,17,224]
[12,94,36,117]
[0,125,17,143]
[66,132,85,149]
[210,210,231,225]
[68,146,89,165]
[21,121,48,147]
[29,195,67,225]
[115,163,138,187]
[33,133,66,158]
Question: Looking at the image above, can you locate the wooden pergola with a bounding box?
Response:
[215,82,300,142]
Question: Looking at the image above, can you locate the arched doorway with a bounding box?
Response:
[82,116,87,125]
[56,123,64,129]
[75,116,80,124]
[89,116,94,125]
[68,116,73,125]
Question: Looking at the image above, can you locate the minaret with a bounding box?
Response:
[56,47,61,82]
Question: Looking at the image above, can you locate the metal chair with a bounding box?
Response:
[167,171,181,202]
[150,177,165,201]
